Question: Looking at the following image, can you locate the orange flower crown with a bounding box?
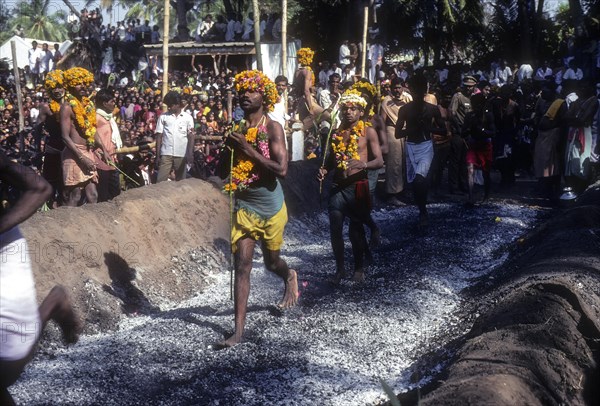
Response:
[297,47,314,66]
[44,70,64,91]
[63,67,95,89]
[234,70,279,112]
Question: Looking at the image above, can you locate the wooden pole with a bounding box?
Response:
[281,0,288,115]
[11,41,24,132]
[162,0,170,97]
[226,90,233,124]
[281,0,287,77]
[360,5,368,78]
[253,0,263,71]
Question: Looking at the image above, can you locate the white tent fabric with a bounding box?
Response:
[0,36,71,69]
[251,40,300,82]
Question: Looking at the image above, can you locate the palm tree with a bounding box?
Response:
[9,0,68,41]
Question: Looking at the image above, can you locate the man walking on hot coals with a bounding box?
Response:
[216,70,298,348]
[318,89,383,284]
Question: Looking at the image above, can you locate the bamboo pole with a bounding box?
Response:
[360,5,368,78]
[253,0,263,71]
[11,41,24,132]
[162,0,170,97]
[281,0,287,77]
[281,0,288,115]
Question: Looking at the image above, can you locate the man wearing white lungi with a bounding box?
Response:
[395,74,446,229]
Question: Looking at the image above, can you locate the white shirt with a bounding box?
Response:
[39,50,52,73]
[268,98,289,141]
[517,64,533,82]
[534,67,553,81]
[156,111,194,157]
[339,44,350,66]
[272,18,282,40]
[28,47,43,72]
[495,66,512,85]
[30,107,39,122]
[563,68,583,81]
[242,18,253,40]
[225,19,236,41]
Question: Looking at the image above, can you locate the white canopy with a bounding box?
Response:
[0,36,72,69]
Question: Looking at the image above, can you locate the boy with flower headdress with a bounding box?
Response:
[216,70,298,348]
[317,89,383,284]
[60,67,109,206]
[292,47,324,145]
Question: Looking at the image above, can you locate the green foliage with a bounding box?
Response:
[0,0,67,44]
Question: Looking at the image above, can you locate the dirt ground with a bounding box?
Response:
[21,178,231,334]
[19,162,600,405]
[401,185,600,405]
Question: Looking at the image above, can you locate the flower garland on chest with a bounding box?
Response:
[65,93,97,147]
[331,120,365,170]
[224,116,270,192]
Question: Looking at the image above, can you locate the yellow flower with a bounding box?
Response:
[44,70,64,91]
[246,127,258,143]
[63,67,94,89]
[297,47,314,66]
[66,93,96,146]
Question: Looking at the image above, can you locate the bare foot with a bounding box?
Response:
[278,269,298,309]
[48,286,82,344]
[213,332,242,350]
[352,271,365,283]
[328,271,346,285]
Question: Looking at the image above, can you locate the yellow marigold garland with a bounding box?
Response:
[331,120,365,170]
[65,93,97,147]
[234,70,278,112]
[44,70,65,114]
[223,118,270,192]
[44,70,64,91]
[351,81,377,100]
[297,47,314,66]
[63,67,95,89]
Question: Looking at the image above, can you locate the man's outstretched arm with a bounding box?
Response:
[0,149,52,233]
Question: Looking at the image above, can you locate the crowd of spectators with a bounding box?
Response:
[1,10,599,209]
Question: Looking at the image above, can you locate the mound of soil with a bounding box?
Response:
[21,179,230,333]
[414,185,600,405]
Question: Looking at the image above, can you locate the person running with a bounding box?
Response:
[0,149,81,405]
[395,73,446,228]
[216,70,298,348]
[318,89,383,284]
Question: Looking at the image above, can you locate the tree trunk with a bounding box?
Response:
[568,0,585,37]
[518,0,532,62]
[532,0,545,60]
[176,0,190,41]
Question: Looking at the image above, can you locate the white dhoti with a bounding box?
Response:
[0,227,41,361]
[406,140,434,183]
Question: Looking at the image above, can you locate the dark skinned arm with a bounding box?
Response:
[0,149,52,234]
